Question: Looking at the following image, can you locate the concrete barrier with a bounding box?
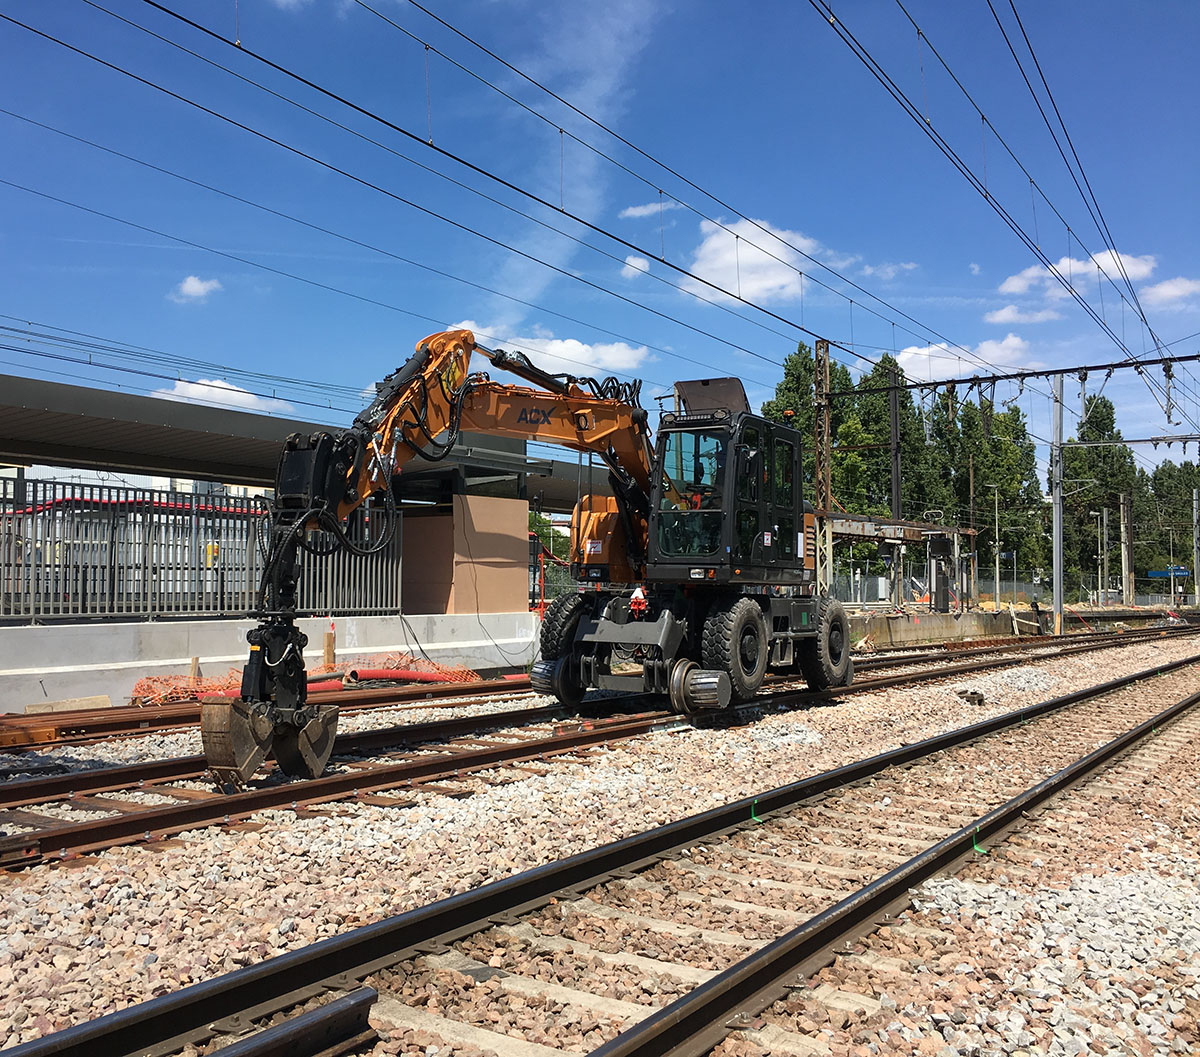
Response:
[0,611,537,714]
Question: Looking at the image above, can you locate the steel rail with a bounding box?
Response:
[591,691,1200,1057]
[206,987,377,1057]
[0,702,572,809]
[2,625,1185,751]
[9,651,1197,1057]
[0,626,1192,860]
[0,710,682,866]
[0,676,532,750]
[0,625,1183,807]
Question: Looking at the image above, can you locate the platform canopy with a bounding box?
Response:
[0,374,610,507]
[0,374,335,486]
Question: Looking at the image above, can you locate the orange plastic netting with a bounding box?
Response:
[130,650,481,706]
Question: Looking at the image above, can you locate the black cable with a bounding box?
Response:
[122,1,875,367]
[997,0,1156,336]
[369,0,994,374]
[892,1,1194,421]
[807,1,1194,430]
[0,12,812,380]
[0,108,699,393]
[73,1,817,365]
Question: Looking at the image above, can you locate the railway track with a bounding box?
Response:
[0,625,1184,752]
[0,676,534,751]
[0,625,1193,866]
[10,651,1198,1057]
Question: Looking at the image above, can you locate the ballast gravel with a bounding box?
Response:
[717,699,1200,1057]
[0,637,1197,1049]
[0,691,540,780]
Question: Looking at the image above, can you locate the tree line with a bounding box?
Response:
[761,342,1199,599]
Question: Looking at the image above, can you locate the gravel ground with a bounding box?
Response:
[0,637,1197,1049]
[717,696,1200,1057]
[0,691,540,780]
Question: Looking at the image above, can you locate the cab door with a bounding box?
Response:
[733,420,771,571]
[769,428,799,571]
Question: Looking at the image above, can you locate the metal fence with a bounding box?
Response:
[0,478,402,622]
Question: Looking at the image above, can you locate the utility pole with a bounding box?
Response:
[1101,507,1109,606]
[1119,494,1133,606]
[1051,375,1064,634]
[991,484,1000,611]
[1193,488,1199,607]
[889,364,901,520]
[1170,528,1176,603]
[968,453,975,609]
[814,339,834,594]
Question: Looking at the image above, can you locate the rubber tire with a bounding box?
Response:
[702,597,769,704]
[540,593,587,661]
[798,596,852,690]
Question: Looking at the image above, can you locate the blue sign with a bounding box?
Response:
[998,551,1015,559]
[1147,569,1190,578]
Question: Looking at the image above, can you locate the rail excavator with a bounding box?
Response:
[201,329,853,788]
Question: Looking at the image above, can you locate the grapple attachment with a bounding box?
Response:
[201,697,275,789]
[272,706,339,778]
[201,698,340,789]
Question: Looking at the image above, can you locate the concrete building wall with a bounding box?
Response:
[450,494,528,614]
[0,610,537,714]
[402,495,528,615]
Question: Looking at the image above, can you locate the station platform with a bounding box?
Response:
[0,611,538,714]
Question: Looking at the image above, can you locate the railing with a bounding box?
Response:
[0,478,402,622]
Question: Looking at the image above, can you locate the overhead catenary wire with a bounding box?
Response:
[145,0,1140,406]
[75,0,822,363]
[0,108,723,393]
[28,2,1081,399]
[809,0,1196,432]
[888,0,1195,423]
[352,0,1020,382]
[86,3,872,368]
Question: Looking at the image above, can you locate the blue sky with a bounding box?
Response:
[3,0,1199,479]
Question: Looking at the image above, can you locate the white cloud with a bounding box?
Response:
[1141,277,1200,309]
[621,255,650,279]
[168,275,222,304]
[897,332,1031,383]
[999,251,1157,298]
[151,378,294,415]
[451,320,649,377]
[269,0,312,9]
[969,262,981,276]
[482,2,663,327]
[682,217,836,305]
[860,261,917,281]
[619,200,685,220]
[983,304,1062,324]
[975,332,1031,365]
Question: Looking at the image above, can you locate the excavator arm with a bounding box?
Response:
[201,329,655,788]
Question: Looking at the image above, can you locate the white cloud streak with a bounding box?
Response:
[860,261,917,281]
[1140,277,1200,309]
[999,251,1157,297]
[621,255,650,279]
[897,332,1031,383]
[151,378,294,414]
[168,275,222,304]
[682,217,820,305]
[451,320,649,377]
[619,200,685,220]
[983,304,1063,324]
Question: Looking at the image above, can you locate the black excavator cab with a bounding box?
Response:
[645,378,816,589]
